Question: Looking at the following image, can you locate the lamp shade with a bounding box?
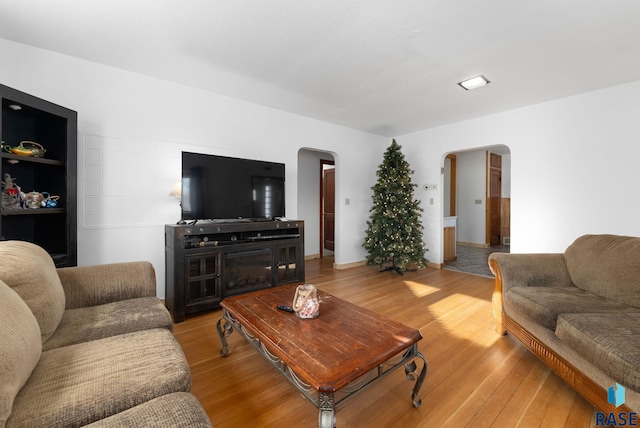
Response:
[170,181,182,199]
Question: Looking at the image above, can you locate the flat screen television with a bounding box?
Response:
[181,152,285,222]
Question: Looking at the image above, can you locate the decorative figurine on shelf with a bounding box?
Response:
[1,173,24,209]
[292,284,320,319]
[44,195,60,208]
[21,192,59,209]
[2,141,46,158]
[24,192,47,209]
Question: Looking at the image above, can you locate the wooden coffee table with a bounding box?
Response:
[216,284,428,428]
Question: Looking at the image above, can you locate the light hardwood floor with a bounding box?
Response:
[174,258,598,427]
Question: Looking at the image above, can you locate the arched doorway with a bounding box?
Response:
[297,149,337,261]
[442,145,511,276]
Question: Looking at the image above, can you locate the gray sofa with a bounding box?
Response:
[0,241,212,428]
[489,234,640,415]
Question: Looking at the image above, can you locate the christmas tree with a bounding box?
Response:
[363,139,426,273]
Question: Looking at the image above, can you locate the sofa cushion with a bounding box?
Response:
[0,280,42,427]
[505,285,640,330]
[7,328,191,428]
[43,297,173,351]
[57,261,157,309]
[83,393,212,428]
[0,241,66,343]
[556,312,640,391]
[565,234,640,308]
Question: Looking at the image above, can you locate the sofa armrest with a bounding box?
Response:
[57,261,157,309]
[488,253,573,335]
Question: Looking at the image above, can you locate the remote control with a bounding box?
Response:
[277,305,294,313]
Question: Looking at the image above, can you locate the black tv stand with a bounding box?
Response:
[209,218,252,224]
[248,233,300,241]
[165,220,305,322]
[183,217,283,225]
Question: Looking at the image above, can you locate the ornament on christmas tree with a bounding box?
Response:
[363,139,426,274]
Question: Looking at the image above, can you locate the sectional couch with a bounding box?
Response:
[0,240,212,427]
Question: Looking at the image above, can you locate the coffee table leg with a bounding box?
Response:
[404,349,428,407]
[216,314,234,357]
[318,392,336,428]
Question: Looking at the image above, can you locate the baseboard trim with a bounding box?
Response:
[333,260,367,270]
[314,258,441,270]
[457,241,490,248]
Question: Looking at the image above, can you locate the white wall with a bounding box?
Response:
[501,154,511,198]
[5,37,640,289]
[456,150,487,244]
[399,79,640,261]
[0,38,387,297]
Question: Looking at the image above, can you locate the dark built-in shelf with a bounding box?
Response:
[1,152,65,166]
[1,208,65,215]
[1,83,77,267]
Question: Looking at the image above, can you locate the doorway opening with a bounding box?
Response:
[320,160,335,258]
[297,149,337,263]
[442,146,511,277]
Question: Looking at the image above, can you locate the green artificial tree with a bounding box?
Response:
[363,139,426,274]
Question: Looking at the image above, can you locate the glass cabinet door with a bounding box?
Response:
[276,244,299,284]
[186,253,220,303]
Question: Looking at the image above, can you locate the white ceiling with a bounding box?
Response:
[1,1,640,137]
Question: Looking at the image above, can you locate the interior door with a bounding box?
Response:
[488,153,502,245]
[322,167,335,253]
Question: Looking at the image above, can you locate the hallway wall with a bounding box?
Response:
[400,79,640,261]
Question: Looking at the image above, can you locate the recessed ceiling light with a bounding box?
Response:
[9,104,22,111]
[458,75,490,91]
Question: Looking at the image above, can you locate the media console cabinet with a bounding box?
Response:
[165,220,304,322]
